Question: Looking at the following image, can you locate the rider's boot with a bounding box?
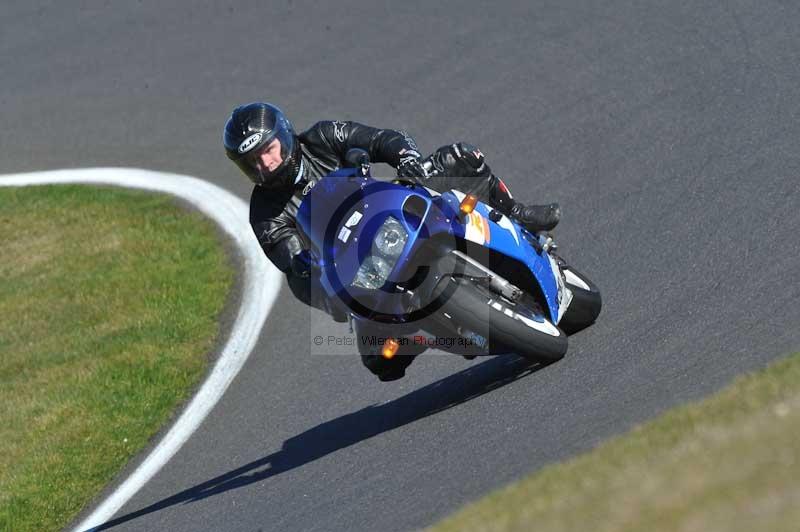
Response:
[509,201,561,232]
[482,173,561,232]
[421,144,562,233]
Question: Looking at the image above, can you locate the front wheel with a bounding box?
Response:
[559,266,602,335]
[438,276,568,362]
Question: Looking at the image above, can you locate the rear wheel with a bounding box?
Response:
[438,276,568,362]
[559,266,602,335]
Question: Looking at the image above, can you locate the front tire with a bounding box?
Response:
[438,276,568,362]
[559,266,602,335]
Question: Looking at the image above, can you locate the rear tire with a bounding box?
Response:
[559,266,602,335]
[438,276,568,362]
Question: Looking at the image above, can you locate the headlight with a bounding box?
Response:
[373,216,408,258]
[351,216,408,290]
[352,256,392,289]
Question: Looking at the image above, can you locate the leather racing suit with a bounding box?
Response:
[249,121,524,380]
[250,121,515,277]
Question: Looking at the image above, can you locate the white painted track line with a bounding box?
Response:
[0,168,282,531]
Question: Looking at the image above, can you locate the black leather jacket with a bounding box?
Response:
[249,120,422,273]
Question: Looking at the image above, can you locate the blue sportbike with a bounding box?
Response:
[296,151,601,363]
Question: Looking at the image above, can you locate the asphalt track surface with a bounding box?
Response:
[3,1,799,531]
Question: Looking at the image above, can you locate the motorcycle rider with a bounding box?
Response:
[224,102,561,381]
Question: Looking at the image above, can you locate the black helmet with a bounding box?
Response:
[223,102,302,188]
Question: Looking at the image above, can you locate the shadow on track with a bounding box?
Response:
[86,355,548,531]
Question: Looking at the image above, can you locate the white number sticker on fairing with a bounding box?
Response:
[464,212,491,245]
[345,211,363,227]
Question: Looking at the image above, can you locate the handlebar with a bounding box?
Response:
[421,159,443,177]
[347,148,441,178]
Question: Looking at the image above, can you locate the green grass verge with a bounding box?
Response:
[0,185,234,532]
[431,352,800,532]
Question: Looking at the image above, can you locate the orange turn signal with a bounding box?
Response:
[460,194,478,215]
[382,338,400,360]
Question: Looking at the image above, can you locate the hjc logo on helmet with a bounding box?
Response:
[238,133,263,154]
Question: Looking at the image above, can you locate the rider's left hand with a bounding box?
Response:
[397,155,427,179]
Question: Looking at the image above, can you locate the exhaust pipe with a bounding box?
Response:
[451,250,522,302]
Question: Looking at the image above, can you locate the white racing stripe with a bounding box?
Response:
[0,168,282,531]
[488,301,561,337]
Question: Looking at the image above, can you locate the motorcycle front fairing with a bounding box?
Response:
[296,169,436,319]
[426,189,570,325]
[296,168,569,325]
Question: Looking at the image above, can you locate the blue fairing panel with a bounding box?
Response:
[296,171,435,314]
[433,190,561,323]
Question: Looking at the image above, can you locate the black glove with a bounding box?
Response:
[290,249,316,278]
[396,154,427,179]
[509,202,562,232]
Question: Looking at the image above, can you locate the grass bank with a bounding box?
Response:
[0,185,234,531]
[432,352,800,532]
